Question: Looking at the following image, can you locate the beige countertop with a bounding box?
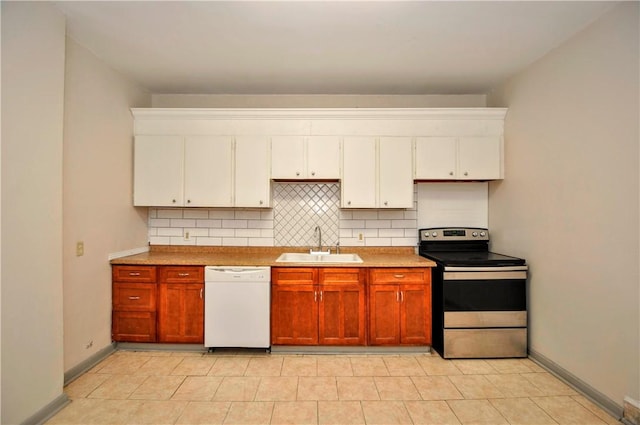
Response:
[110,246,436,268]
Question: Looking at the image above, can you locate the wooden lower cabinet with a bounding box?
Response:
[271,267,366,346]
[112,311,157,342]
[318,268,366,345]
[158,266,204,343]
[112,266,158,342]
[368,268,431,345]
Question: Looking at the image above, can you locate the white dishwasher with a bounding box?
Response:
[204,266,271,350]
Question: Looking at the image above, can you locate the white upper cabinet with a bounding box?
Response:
[458,136,501,180]
[184,136,233,206]
[379,137,414,208]
[306,136,340,179]
[235,136,271,208]
[131,108,506,208]
[414,137,457,179]
[271,136,305,179]
[415,135,503,180]
[342,137,377,208]
[342,136,413,209]
[134,135,184,207]
[271,135,340,179]
[134,135,233,207]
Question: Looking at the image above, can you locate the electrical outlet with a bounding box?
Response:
[76,241,84,256]
[357,233,364,244]
[184,231,190,240]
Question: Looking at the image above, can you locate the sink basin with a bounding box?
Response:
[276,253,363,263]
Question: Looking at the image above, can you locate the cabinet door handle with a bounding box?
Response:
[449,172,454,176]
[178,273,190,277]
[128,296,141,300]
[129,272,141,276]
[396,291,400,302]
[311,171,316,176]
[200,288,203,299]
[296,171,300,176]
[319,291,323,302]
[400,291,404,303]
[464,172,469,176]
[394,274,405,279]
[314,291,317,302]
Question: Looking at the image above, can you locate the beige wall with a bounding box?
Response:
[63,38,151,371]
[151,93,486,108]
[1,2,67,424]
[487,2,639,408]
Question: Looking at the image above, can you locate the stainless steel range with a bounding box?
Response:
[419,227,528,358]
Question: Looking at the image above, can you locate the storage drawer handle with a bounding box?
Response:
[129,272,141,276]
[178,273,190,277]
[394,274,405,278]
[128,296,141,300]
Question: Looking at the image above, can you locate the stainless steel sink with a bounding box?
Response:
[275,253,363,263]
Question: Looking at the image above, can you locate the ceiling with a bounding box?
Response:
[54,1,616,95]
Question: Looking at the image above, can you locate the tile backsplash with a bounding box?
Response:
[148,182,419,247]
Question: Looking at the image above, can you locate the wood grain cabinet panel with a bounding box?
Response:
[318,268,366,345]
[112,265,158,342]
[368,268,431,346]
[271,267,366,346]
[112,311,157,343]
[157,266,204,343]
[112,265,157,283]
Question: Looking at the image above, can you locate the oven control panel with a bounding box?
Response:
[419,227,489,242]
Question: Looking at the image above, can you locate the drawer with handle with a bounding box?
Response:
[369,268,430,285]
[112,265,157,283]
[159,266,204,283]
[113,283,157,311]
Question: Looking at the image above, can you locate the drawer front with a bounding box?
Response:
[272,267,317,285]
[369,268,430,285]
[113,283,156,311]
[319,268,364,285]
[113,265,157,283]
[159,266,204,283]
[112,311,157,342]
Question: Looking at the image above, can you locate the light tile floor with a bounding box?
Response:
[47,350,621,425]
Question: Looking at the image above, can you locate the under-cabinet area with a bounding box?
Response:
[111,249,434,349]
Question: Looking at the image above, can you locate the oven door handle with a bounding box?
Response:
[444,270,528,280]
[444,266,528,272]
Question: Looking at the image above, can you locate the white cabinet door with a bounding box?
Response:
[379,137,414,208]
[307,136,340,179]
[271,136,305,179]
[184,136,233,206]
[134,135,184,206]
[414,137,457,179]
[342,136,376,208]
[235,136,271,207]
[458,136,502,180]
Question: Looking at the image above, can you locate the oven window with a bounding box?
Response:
[443,279,526,311]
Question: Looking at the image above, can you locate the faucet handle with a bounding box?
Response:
[335,241,340,254]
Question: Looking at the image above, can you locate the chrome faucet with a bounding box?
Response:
[314,225,322,252]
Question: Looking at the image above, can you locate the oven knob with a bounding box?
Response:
[472,232,478,237]
[423,232,429,238]
[480,231,486,237]
[431,232,438,237]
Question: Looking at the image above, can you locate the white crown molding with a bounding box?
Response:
[131,107,507,121]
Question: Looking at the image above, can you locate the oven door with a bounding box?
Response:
[443,267,527,313]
